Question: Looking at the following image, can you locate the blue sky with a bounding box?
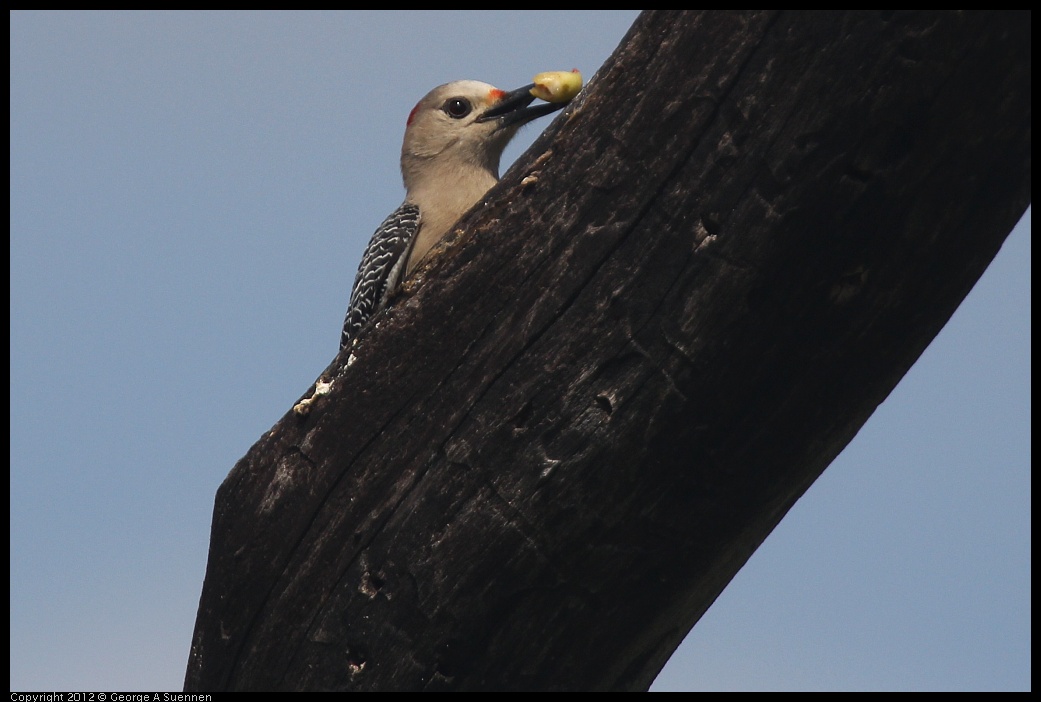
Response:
[10,11,1030,692]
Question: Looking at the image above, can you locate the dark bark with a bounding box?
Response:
[185,10,1031,691]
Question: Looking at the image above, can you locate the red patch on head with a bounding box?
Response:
[488,88,507,103]
[406,102,421,127]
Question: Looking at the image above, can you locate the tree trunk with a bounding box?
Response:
[184,10,1031,691]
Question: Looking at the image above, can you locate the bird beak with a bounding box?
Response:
[476,83,567,129]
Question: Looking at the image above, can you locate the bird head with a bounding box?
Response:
[400,80,565,192]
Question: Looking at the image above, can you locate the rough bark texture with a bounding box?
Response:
[185,10,1031,692]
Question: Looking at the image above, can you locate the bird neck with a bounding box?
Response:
[403,163,499,273]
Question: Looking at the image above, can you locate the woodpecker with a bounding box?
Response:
[340,80,567,349]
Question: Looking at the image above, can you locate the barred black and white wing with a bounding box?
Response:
[341,202,422,349]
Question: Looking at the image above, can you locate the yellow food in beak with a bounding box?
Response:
[530,69,583,104]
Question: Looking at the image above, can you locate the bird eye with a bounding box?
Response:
[442,97,472,119]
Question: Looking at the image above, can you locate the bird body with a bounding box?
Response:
[340,202,420,348]
[340,79,569,349]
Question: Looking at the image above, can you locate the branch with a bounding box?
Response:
[185,10,1031,691]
